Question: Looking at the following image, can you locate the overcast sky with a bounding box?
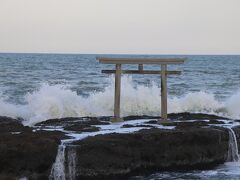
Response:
[0,0,239,54]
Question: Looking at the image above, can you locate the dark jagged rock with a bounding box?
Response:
[121,124,154,128]
[123,115,159,121]
[64,124,100,132]
[0,116,66,179]
[35,117,110,127]
[35,116,112,134]
[71,127,229,179]
[144,120,158,124]
[162,120,224,130]
[0,116,32,133]
[168,112,230,121]
[122,113,230,122]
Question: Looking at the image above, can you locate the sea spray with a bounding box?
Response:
[0,77,240,125]
[226,127,239,162]
[50,144,66,180]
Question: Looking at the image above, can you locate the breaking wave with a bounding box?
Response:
[0,76,239,125]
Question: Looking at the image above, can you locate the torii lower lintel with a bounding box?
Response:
[97,57,185,123]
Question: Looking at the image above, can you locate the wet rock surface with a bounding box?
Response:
[0,116,66,179]
[121,124,155,128]
[0,113,237,179]
[72,127,229,179]
[123,112,230,122]
[64,124,100,132]
[36,116,110,133]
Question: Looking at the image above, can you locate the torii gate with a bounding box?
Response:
[98,57,185,123]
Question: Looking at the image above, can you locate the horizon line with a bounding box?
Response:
[0,52,240,56]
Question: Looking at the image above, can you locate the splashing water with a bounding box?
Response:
[226,127,239,162]
[0,76,239,125]
[67,146,77,180]
[50,145,66,180]
[50,143,78,180]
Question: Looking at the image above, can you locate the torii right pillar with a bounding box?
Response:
[161,64,168,122]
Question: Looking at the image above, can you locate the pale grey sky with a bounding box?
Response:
[0,0,239,54]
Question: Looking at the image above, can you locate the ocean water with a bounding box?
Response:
[0,53,240,125]
[132,162,240,180]
[1,53,240,179]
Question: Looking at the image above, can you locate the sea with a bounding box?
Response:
[0,53,240,179]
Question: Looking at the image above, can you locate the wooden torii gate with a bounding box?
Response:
[98,57,185,122]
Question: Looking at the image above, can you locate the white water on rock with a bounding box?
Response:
[50,144,66,180]
[226,127,239,162]
[48,119,172,180]
[67,146,77,180]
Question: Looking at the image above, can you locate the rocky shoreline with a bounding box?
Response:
[0,113,239,180]
[0,117,66,180]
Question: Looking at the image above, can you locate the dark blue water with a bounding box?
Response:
[0,54,239,102]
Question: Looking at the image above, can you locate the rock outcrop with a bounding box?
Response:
[71,126,229,179]
[0,116,65,179]
[0,113,237,179]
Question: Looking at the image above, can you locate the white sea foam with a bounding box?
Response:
[0,76,239,125]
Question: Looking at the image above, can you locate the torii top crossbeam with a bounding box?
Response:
[98,57,184,64]
[98,57,185,123]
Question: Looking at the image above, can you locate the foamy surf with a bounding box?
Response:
[0,76,239,125]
